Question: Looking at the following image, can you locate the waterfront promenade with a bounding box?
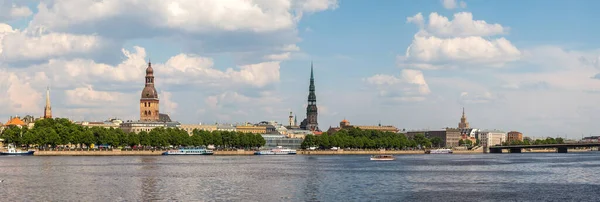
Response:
[32,149,436,156]
[29,148,593,156]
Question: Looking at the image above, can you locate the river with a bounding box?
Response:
[1,153,600,201]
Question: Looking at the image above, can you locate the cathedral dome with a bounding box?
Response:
[146,62,154,74]
[141,86,158,99]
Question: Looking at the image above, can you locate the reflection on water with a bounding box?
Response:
[141,157,159,201]
[303,156,320,202]
[0,153,600,201]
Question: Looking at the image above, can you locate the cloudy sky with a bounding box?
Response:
[1,0,600,139]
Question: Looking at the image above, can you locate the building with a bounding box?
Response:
[261,134,303,149]
[581,136,600,143]
[300,62,320,132]
[287,129,314,139]
[255,121,278,134]
[480,130,506,150]
[236,124,267,134]
[120,121,181,133]
[507,131,523,142]
[180,124,217,135]
[120,60,180,133]
[78,121,120,129]
[4,116,27,128]
[407,128,461,148]
[216,124,236,132]
[140,62,160,122]
[327,119,400,134]
[458,107,469,129]
[43,87,52,119]
[459,128,479,138]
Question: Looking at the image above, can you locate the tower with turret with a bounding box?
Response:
[458,107,470,129]
[140,61,160,122]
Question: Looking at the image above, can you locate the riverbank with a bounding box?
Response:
[28,149,598,156]
[32,149,472,156]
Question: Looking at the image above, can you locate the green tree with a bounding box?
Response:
[458,139,465,146]
[430,137,443,148]
[465,139,473,147]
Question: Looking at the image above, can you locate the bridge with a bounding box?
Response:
[488,143,600,153]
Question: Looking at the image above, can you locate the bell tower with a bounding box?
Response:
[140,61,160,122]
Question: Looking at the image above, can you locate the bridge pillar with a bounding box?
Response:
[490,148,502,153]
[557,147,568,153]
[509,148,522,153]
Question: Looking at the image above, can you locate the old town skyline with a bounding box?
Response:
[2,1,600,139]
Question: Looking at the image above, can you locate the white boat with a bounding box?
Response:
[0,145,35,156]
[370,155,395,161]
[162,148,214,155]
[426,149,453,154]
[254,146,296,155]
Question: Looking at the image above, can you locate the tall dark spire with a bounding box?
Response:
[302,61,319,131]
[308,61,316,103]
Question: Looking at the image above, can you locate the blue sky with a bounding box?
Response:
[2,0,600,139]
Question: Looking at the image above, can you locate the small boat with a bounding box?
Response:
[425,149,453,154]
[370,155,395,161]
[162,147,214,155]
[254,146,297,155]
[0,145,35,156]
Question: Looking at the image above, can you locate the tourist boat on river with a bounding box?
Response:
[370,155,395,161]
[425,149,453,154]
[254,146,297,155]
[162,147,214,155]
[0,144,35,156]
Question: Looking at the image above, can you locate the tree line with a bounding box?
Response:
[301,127,445,149]
[1,118,265,149]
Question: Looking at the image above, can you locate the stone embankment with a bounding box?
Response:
[33,149,484,156]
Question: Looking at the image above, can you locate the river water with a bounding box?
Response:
[1,153,600,201]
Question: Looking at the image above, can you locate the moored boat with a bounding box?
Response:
[425,149,453,154]
[0,145,35,156]
[162,147,214,155]
[254,146,296,155]
[370,155,395,161]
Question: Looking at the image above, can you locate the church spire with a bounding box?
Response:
[458,107,469,129]
[302,61,319,131]
[44,86,52,119]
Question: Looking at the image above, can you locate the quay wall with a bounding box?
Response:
[34,149,483,156]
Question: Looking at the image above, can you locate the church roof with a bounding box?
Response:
[5,117,26,126]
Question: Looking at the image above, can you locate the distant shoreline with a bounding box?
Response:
[24,148,595,156]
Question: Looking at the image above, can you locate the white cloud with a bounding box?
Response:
[407,13,425,29]
[160,91,178,115]
[20,46,280,91]
[264,52,291,61]
[425,12,507,37]
[30,0,337,35]
[442,0,466,10]
[0,71,43,114]
[365,69,430,101]
[0,2,33,20]
[64,86,132,107]
[0,23,108,63]
[401,12,520,69]
[459,91,496,104]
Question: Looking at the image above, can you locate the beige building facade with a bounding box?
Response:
[180,124,217,135]
[236,125,267,134]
